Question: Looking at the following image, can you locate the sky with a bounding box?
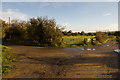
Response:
[1,2,118,32]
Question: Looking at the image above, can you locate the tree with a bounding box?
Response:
[114,31,120,36]
[88,32,94,36]
[81,31,85,35]
[96,31,108,43]
[0,19,8,38]
[6,19,27,41]
[62,31,68,35]
[67,30,72,36]
[2,17,64,47]
[27,17,63,47]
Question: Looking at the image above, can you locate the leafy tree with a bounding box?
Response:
[114,31,120,36]
[27,17,63,47]
[2,17,64,47]
[0,19,8,38]
[67,30,72,36]
[81,31,85,35]
[88,32,94,36]
[62,31,68,35]
[96,31,108,43]
[8,20,27,41]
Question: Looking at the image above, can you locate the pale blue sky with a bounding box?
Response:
[1,2,118,32]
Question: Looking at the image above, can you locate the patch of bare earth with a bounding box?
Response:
[3,39,119,78]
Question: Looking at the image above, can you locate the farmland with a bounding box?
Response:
[62,36,95,47]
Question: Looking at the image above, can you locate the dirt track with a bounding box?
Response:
[3,39,119,78]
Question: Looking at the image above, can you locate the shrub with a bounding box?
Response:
[96,31,108,43]
[27,17,63,47]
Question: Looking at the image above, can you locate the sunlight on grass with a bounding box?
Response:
[62,36,95,47]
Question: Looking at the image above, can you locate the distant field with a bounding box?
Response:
[62,36,95,47]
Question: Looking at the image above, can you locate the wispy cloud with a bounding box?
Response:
[0,9,29,22]
[103,13,112,16]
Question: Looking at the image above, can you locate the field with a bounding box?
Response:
[62,36,95,47]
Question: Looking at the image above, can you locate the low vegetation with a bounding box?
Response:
[2,45,17,74]
[62,31,116,47]
[116,36,120,43]
[62,36,95,47]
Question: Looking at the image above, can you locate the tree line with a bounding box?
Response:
[62,30,95,36]
[1,16,120,47]
[1,17,63,47]
[62,30,120,37]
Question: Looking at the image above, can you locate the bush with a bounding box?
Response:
[109,35,115,39]
[27,17,63,47]
[96,31,108,43]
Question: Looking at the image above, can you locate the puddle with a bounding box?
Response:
[93,48,96,51]
[64,47,96,52]
[101,44,110,48]
[81,48,84,50]
[64,47,96,59]
[84,48,96,51]
[87,48,91,51]
[77,47,85,50]
[114,49,120,53]
[77,47,96,51]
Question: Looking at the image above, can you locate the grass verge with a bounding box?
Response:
[2,45,17,74]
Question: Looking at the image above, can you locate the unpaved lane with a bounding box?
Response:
[3,39,119,78]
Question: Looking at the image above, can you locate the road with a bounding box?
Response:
[3,39,119,78]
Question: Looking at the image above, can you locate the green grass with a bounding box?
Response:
[62,35,113,47]
[2,45,10,51]
[2,45,17,74]
[62,36,95,47]
[102,39,109,44]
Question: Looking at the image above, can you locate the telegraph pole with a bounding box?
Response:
[8,17,10,27]
[8,17,11,39]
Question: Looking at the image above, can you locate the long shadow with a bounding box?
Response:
[17,51,119,78]
[2,40,43,47]
[25,53,117,68]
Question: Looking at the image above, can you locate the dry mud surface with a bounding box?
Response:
[3,39,120,78]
